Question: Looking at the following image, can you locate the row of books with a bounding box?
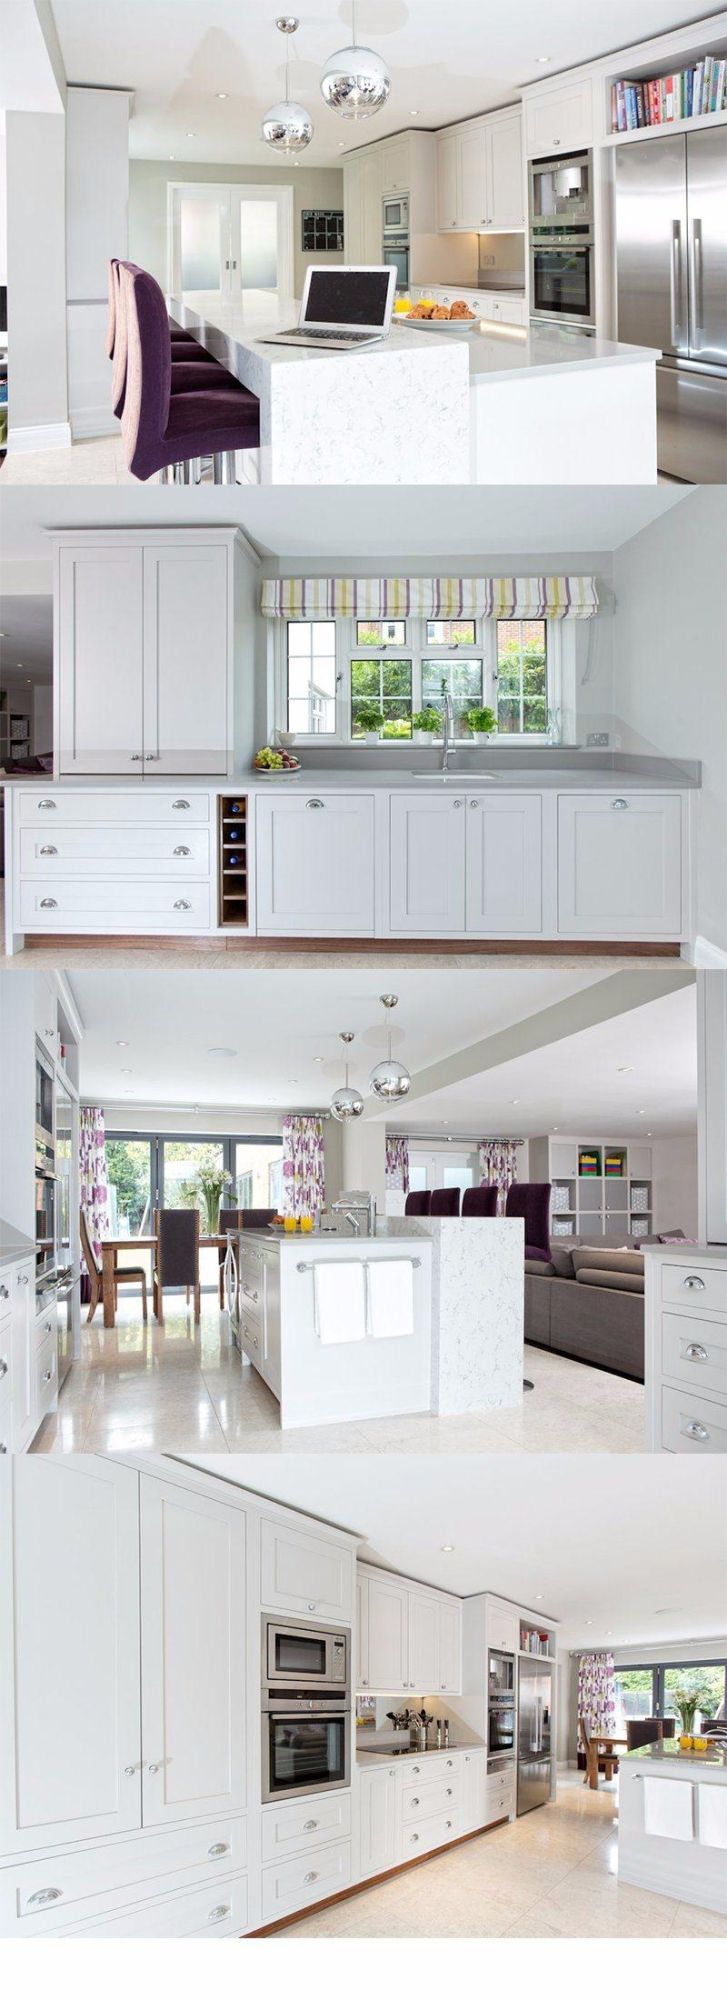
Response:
[611,57,727,132]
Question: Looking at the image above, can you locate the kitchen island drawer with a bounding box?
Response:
[0,1277,12,1326]
[661,1311,727,1399]
[401,1809,459,1860]
[19,880,211,931]
[260,1836,351,1923]
[484,1776,515,1822]
[661,1384,727,1454]
[17,790,211,825]
[20,825,211,876]
[400,1774,461,1822]
[2,1816,247,1935]
[661,1263,727,1316]
[49,1872,248,1939]
[399,1753,459,1784]
[261,1793,351,1863]
[34,1326,58,1426]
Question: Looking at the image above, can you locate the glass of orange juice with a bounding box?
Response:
[283,1216,296,1233]
[300,1214,313,1234]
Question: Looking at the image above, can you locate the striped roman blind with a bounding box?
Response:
[260,576,599,619]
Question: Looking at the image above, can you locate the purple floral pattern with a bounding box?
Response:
[477,1141,520,1214]
[79,1107,110,1265]
[281,1116,326,1219]
[578,1652,617,1734]
[385,1134,410,1192]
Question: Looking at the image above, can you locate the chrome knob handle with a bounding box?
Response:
[0,1444,7,1454]
[124,1766,137,1777]
[304,1819,318,1832]
[469,798,479,808]
[0,1361,7,1378]
[684,1421,709,1441]
[0,1286,7,1299]
[446,1819,453,1829]
[410,1833,419,1844]
[361,1678,368,1686]
[411,1796,420,1806]
[173,900,191,911]
[173,845,191,856]
[446,1788,453,1797]
[18,1274,29,1285]
[148,1762,160,1774]
[306,798,325,810]
[446,1760,453,1767]
[610,798,629,810]
[39,845,58,855]
[208,1905,230,1923]
[685,1343,708,1362]
[683,1275,705,1290]
[130,753,143,761]
[40,898,58,908]
[411,1765,420,1775]
[172,799,191,809]
[208,1842,229,1857]
[453,797,463,808]
[144,753,161,761]
[304,1871,318,1885]
[307,1601,317,1610]
[38,799,57,810]
[42,1368,52,1384]
[27,1888,62,1907]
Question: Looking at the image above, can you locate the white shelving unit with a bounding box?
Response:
[529,1135,653,1242]
[600,26,727,144]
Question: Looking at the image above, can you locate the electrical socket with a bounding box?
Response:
[480,253,496,267]
[586,731,610,747]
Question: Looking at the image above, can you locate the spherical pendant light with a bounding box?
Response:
[330,1032,365,1122]
[320,2,390,120]
[262,18,314,154]
[369,994,411,1102]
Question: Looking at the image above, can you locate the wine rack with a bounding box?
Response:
[218,794,249,928]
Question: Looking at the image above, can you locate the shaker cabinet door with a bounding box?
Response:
[408,1590,439,1692]
[359,1766,398,1879]
[57,545,145,774]
[142,545,229,774]
[557,794,683,936]
[437,1600,462,1694]
[465,793,542,934]
[365,1574,410,1693]
[256,793,375,935]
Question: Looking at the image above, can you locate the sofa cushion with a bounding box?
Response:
[571,1247,644,1279]
[576,1267,645,1294]
[549,1244,576,1279]
[525,1257,555,1276]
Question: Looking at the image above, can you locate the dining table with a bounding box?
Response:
[101,1234,228,1328]
[586,1733,629,1790]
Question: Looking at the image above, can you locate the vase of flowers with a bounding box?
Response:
[675,1691,699,1748]
[193,1165,234,1236]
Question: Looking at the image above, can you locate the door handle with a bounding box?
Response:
[172,799,191,810]
[27,1887,62,1907]
[684,1420,709,1442]
[683,1275,705,1291]
[173,899,192,911]
[691,217,704,346]
[39,845,58,856]
[173,846,192,856]
[610,799,629,810]
[684,1343,708,1362]
[38,799,57,810]
[40,898,58,909]
[306,798,325,810]
[670,220,685,349]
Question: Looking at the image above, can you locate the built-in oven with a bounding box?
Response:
[383,238,409,290]
[529,234,595,330]
[261,1692,350,1803]
[35,1170,57,1287]
[529,151,593,231]
[383,193,409,235]
[264,1614,349,1690]
[488,1647,516,1757]
[35,1039,55,1176]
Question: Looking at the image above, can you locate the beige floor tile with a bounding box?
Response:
[669,1903,727,1937]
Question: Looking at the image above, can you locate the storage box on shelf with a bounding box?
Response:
[645,1246,727,1453]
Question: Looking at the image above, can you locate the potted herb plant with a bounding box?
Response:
[412,707,442,743]
[464,705,497,740]
[354,699,384,743]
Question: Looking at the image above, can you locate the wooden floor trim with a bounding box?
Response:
[22,934,681,958]
[248,1815,508,1937]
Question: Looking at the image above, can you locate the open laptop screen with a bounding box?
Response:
[303,269,391,328]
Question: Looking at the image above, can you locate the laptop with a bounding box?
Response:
[262,265,396,350]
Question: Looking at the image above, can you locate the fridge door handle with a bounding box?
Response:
[690,216,703,349]
[670,220,686,350]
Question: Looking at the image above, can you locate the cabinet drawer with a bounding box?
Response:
[661,1263,727,1316]
[401,1809,459,1860]
[401,1774,460,1821]
[0,1277,12,1325]
[34,1303,58,1354]
[52,1872,248,1939]
[18,791,210,825]
[661,1311,727,1399]
[661,1384,727,1454]
[1,1817,247,1936]
[400,1753,459,1784]
[261,1837,351,1923]
[20,825,211,877]
[34,1326,58,1425]
[19,879,211,931]
[0,1376,11,1457]
[261,1792,351,1863]
[484,1776,515,1819]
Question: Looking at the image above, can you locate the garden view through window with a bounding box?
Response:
[613,1661,726,1734]
[285,617,548,740]
[105,1134,283,1291]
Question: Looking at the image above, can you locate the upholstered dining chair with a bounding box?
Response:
[79,1208,148,1324]
[626,1718,676,1750]
[119,264,261,483]
[153,1207,201,1325]
[461,1185,499,1217]
[430,1187,461,1216]
[404,1190,431,1216]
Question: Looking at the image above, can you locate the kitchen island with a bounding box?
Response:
[169,290,660,485]
[618,1742,727,1916]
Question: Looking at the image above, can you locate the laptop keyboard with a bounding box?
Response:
[280,328,376,342]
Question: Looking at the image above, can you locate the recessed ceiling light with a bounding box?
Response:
[606,1630,613,1637]
[618,1065,634,1074]
[585,1620,593,1626]
[115,1040,129,1047]
[534,1593,544,1600]
[216,92,228,100]
[536,56,551,65]
[186,130,196,137]
[313,1056,325,1064]
[410,110,419,116]
[287,1078,299,1084]
[207,1046,237,1057]
[637,1109,646,1116]
[510,1099,520,1105]
[441,1544,455,1553]
[120,1067,133,1075]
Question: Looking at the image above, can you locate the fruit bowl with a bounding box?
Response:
[252,747,301,775]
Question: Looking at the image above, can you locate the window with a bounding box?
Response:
[105,1130,284,1289]
[496,619,548,735]
[286,620,337,734]
[426,619,476,646]
[613,1668,654,1731]
[421,658,483,732]
[663,1665,725,1723]
[356,619,406,647]
[106,1139,153,1237]
[612,1660,727,1735]
[351,656,413,738]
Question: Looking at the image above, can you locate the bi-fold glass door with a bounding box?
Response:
[168,182,294,307]
[105,1133,283,1292]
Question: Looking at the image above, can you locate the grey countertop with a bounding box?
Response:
[4,756,701,795]
[0,1220,36,1272]
[626,1741,727,1771]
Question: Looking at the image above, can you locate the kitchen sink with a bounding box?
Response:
[408,770,501,783]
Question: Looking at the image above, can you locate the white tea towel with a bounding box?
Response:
[642,1776,694,1840]
[368,1259,414,1341]
[313,1261,366,1345]
[697,1783,727,1849]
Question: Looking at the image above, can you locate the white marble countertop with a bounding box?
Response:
[400,316,660,383]
[232,1228,426,1253]
[0,1220,36,1271]
[626,1742,727,1772]
[6,758,699,794]
[170,290,449,384]
[642,1242,727,1261]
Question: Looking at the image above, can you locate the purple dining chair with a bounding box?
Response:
[430,1187,461,1216]
[461,1185,499,1217]
[120,264,260,483]
[404,1190,432,1216]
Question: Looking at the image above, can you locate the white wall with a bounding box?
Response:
[341,1119,387,1211]
[651,1132,698,1236]
[611,487,727,957]
[5,111,68,440]
[129,158,345,301]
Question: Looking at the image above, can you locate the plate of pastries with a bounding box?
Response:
[396,296,478,328]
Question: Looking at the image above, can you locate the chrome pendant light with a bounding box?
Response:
[330,1031,365,1122]
[320,1,391,120]
[369,995,411,1102]
[262,17,313,154]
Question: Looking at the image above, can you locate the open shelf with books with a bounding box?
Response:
[603,36,727,142]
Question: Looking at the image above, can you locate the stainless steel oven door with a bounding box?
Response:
[35,1173,57,1282]
[383,241,409,290]
[262,1706,350,1803]
[530,239,595,328]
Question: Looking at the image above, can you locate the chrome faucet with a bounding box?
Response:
[331,1192,377,1237]
[442,692,455,773]
[343,1210,361,1235]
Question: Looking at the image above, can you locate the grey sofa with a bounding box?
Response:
[525,1240,647,1381]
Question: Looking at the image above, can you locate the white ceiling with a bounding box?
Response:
[0,596,53,686]
[1,0,64,116]
[0,486,690,566]
[182,1454,727,1651]
[66,968,696,1139]
[47,2,703,166]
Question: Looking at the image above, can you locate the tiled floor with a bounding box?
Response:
[31,1296,646,1455]
[275,1772,726,1939]
[0,435,139,485]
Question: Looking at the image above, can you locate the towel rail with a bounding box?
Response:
[296,1256,421,1273]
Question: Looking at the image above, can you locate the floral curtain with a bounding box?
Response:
[385,1134,410,1192]
[281,1116,326,1219]
[578,1653,617,1734]
[261,576,599,619]
[79,1107,110,1266]
[478,1141,520,1214]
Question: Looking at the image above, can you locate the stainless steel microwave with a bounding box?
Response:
[264,1614,350,1690]
[383,194,409,235]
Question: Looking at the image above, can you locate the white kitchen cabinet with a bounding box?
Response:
[365,1572,410,1692]
[408,1589,439,1692]
[487,112,525,229]
[389,792,466,934]
[381,136,410,193]
[457,126,488,231]
[256,791,376,936]
[260,1516,355,1623]
[261,1837,351,1923]
[357,1570,370,1688]
[465,793,542,934]
[0,1458,142,1854]
[485,1597,519,1656]
[56,535,232,778]
[343,152,382,263]
[461,1749,487,1834]
[437,1598,462,1694]
[557,793,683,937]
[360,1567,461,1694]
[261,1793,351,1865]
[139,1477,246,1827]
[359,1764,398,1880]
[437,111,524,232]
[1,1816,247,1939]
[10,1259,34,1454]
[524,78,593,158]
[436,131,459,231]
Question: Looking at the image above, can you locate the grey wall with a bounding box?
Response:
[6,112,68,437]
[129,159,345,300]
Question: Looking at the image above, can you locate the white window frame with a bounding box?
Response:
[272,615,569,747]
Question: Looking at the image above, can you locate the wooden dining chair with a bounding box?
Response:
[153,1208,200,1325]
[80,1208,148,1323]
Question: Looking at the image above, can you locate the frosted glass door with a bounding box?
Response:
[178,194,228,291]
[239,200,278,289]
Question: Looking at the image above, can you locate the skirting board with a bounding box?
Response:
[690,934,727,969]
[71,409,121,440]
[21,934,683,957]
[7,422,72,454]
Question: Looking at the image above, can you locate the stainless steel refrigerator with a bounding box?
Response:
[615,128,727,482]
[517,1657,552,1815]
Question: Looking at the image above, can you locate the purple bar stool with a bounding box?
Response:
[112,262,221,424]
[430,1187,461,1216]
[404,1190,431,1216]
[461,1185,499,1217]
[121,264,260,484]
